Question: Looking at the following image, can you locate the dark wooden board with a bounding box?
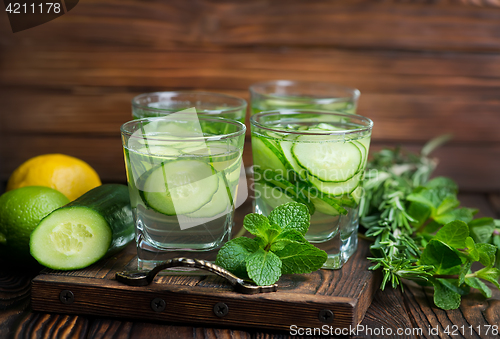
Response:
[30,237,379,332]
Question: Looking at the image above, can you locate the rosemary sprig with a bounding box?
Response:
[360,135,500,309]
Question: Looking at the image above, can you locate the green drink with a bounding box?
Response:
[121,115,246,270]
[132,91,247,124]
[249,80,360,116]
[250,111,373,269]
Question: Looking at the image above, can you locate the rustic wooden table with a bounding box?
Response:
[1,190,499,339]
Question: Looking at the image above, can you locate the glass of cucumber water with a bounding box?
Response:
[121,113,246,270]
[250,110,373,269]
[132,91,247,124]
[249,80,360,116]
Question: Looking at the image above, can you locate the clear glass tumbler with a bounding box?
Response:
[250,110,373,269]
[249,80,360,116]
[132,91,247,124]
[121,113,246,270]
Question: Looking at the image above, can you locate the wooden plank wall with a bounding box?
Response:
[1,0,500,192]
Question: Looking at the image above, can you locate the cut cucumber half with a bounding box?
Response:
[292,138,362,182]
[31,207,112,269]
[251,136,287,174]
[141,160,219,215]
[30,184,134,270]
[309,171,362,196]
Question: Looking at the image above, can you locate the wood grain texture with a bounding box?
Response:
[30,237,378,332]
[1,0,500,193]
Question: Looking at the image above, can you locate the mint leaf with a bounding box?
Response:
[268,202,310,235]
[243,213,270,238]
[465,277,492,298]
[465,237,479,261]
[436,196,460,216]
[419,240,462,275]
[270,229,308,252]
[476,243,497,267]
[425,177,458,192]
[458,261,472,286]
[265,224,282,245]
[246,248,282,286]
[469,218,495,244]
[408,201,431,227]
[476,267,500,289]
[434,207,476,225]
[431,278,461,310]
[274,241,328,274]
[434,220,469,248]
[215,237,260,278]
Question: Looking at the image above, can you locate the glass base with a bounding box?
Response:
[135,229,231,274]
[312,229,358,269]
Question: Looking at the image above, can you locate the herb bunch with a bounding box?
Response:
[360,136,500,310]
[216,202,327,286]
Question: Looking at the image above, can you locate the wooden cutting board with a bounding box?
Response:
[31,237,380,332]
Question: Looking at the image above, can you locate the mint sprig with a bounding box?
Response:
[215,202,327,286]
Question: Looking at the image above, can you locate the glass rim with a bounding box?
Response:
[120,115,247,142]
[131,91,248,114]
[249,110,373,136]
[249,80,360,102]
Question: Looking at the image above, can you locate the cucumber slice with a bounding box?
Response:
[254,168,315,214]
[278,137,307,180]
[309,171,362,196]
[314,123,345,131]
[142,160,219,215]
[186,176,230,218]
[137,146,180,157]
[30,184,134,270]
[254,182,296,210]
[292,137,362,182]
[251,136,287,174]
[310,197,341,216]
[350,185,364,205]
[353,140,367,170]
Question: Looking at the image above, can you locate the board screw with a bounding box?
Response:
[318,309,334,323]
[151,297,166,312]
[59,290,74,304]
[213,302,229,317]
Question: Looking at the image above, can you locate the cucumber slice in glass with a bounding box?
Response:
[292,137,362,182]
[142,160,219,215]
[251,136,287,174]
[254,182,296,210]
[186,175,230,218]
[309,171,362,196]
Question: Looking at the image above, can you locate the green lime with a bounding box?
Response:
[0,186,70,263]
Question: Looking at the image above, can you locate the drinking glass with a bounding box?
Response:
[121,113,246,270]
[132,91,247,124]
[250,110,373,269]
[249,80,360,116]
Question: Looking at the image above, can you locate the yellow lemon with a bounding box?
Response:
[6,154,102,201]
